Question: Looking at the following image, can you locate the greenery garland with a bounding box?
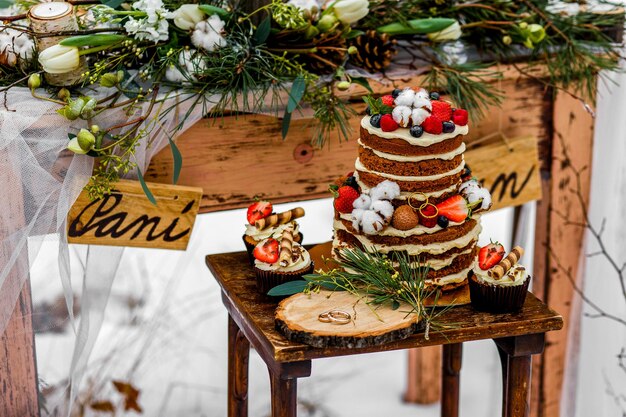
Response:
[0,0,622,198]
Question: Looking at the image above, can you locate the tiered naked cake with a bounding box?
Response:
[331,87,492,291]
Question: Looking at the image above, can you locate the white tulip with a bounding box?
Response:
[332,0,368,25]
[171,4,205,31]
[38,44,80,74]
[287,0,319,13]
[67,137,88,155]
[427,21,462,42]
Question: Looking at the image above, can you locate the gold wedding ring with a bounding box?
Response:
[318,309,352,325]
[407,192,427,210]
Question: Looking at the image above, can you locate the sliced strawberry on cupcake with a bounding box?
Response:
[436,195,469,222]
[247,200,272,225]
[253,238,280,264]
[477,242,505,270]
[431,100,453,121]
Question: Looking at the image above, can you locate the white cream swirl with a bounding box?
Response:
[361,116,468,146]
[254,241,311,272]
[473,263,528,286]
[245,221,300,241]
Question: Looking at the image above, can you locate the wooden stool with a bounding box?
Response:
[206,250,563,417]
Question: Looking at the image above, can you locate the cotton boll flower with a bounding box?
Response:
[351,208,365,232]
[0,29,34,66]
[413,90,432,110]
[352,194,371,210]
[394,88,415,107]
[192,15,227,51]
[369,180,400,202]
[371,200,394,223]
[165,49,205,83]
[361,210,385,235]
[477,189,492,210]
[411,107,430,126]
[459,179,481,193]
[392,105,412,128]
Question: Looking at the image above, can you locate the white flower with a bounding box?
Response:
[413,89,432,110]
[371,199,394,222]
[287,0,319,13]
[165,49,206,83]
[124,0,170,43]
[460,179,492,210]
[392,105,412,128]
[0,28,34,66]
[191,15,226,51]
[361,210,385,235]
[427,21,462,42]
[38,44,79,74]
[394,88,415,107]
[170,4,205,31]
[350,208,365,232]
[352,194,371,210]
[331,0,368,25]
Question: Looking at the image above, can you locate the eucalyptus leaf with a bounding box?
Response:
[252,16,271,45]
[136,167,157,206]
[281,109,292,140]
[60,34,127,47]
[166,135,183,184]
[377,18,456,36]
[350,76,373,93]
[267,280,308,296]
[198,4,229,19]
[287,76,306,113]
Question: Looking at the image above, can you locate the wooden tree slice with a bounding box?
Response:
[275,290,424,348]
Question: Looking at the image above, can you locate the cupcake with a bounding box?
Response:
[242,200,304,265]
[468,244,530,313]
[252,228,314,295]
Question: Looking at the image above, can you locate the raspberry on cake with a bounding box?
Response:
[330,87,493,291]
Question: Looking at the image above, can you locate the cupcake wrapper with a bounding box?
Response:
[243,233,304,266]
[468,271,530,313]
[254,261,314,296]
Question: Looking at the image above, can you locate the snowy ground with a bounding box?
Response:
[30,198,530,417]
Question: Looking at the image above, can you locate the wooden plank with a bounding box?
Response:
[67,180,202,250]
[535,90,594,417]
[0,150,39,417]
[146,71,552,214]
[465,135,542,211]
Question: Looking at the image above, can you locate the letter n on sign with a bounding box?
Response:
[464,135,542,211]
[67,180,203,250]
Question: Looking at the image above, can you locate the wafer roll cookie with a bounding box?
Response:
[279,228,294,267]
[255,207,305,230]
[489,246,525,279]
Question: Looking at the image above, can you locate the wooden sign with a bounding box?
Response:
[68,180,202,250]
[464,135,542,211]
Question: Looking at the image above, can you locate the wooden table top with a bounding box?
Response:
[206,249,563,364]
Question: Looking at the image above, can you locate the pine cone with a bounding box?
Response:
[349,30,397,73]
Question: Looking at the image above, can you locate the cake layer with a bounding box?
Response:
[358,168,462,193]
[358,139,466,162]
[359,146,464,177]
[335,217,479,246]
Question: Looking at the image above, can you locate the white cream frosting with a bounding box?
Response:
[355,158,465,182]
[254,241,311,272]
[245,221,300,241]
[429,264,474,286]
[334,221,482,256]
[336,214,482,237]
[472,263,528,286]
[361,116,469,146]
[358,138,466,162]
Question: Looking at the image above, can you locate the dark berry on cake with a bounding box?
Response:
[442,121,455,133]
[370,114,382,128]
[409,125,424,138]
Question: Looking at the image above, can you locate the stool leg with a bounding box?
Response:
[270,373,298,417]
[228,315,250,417]
[441,343,463,417]
[497,345,510,416]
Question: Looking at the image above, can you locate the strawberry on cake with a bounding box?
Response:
[331,87,492,291]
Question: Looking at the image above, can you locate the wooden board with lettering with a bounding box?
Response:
[464,136,542,211]
[67,180,203,250]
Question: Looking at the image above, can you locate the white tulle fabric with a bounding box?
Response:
[0,86,209,412]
